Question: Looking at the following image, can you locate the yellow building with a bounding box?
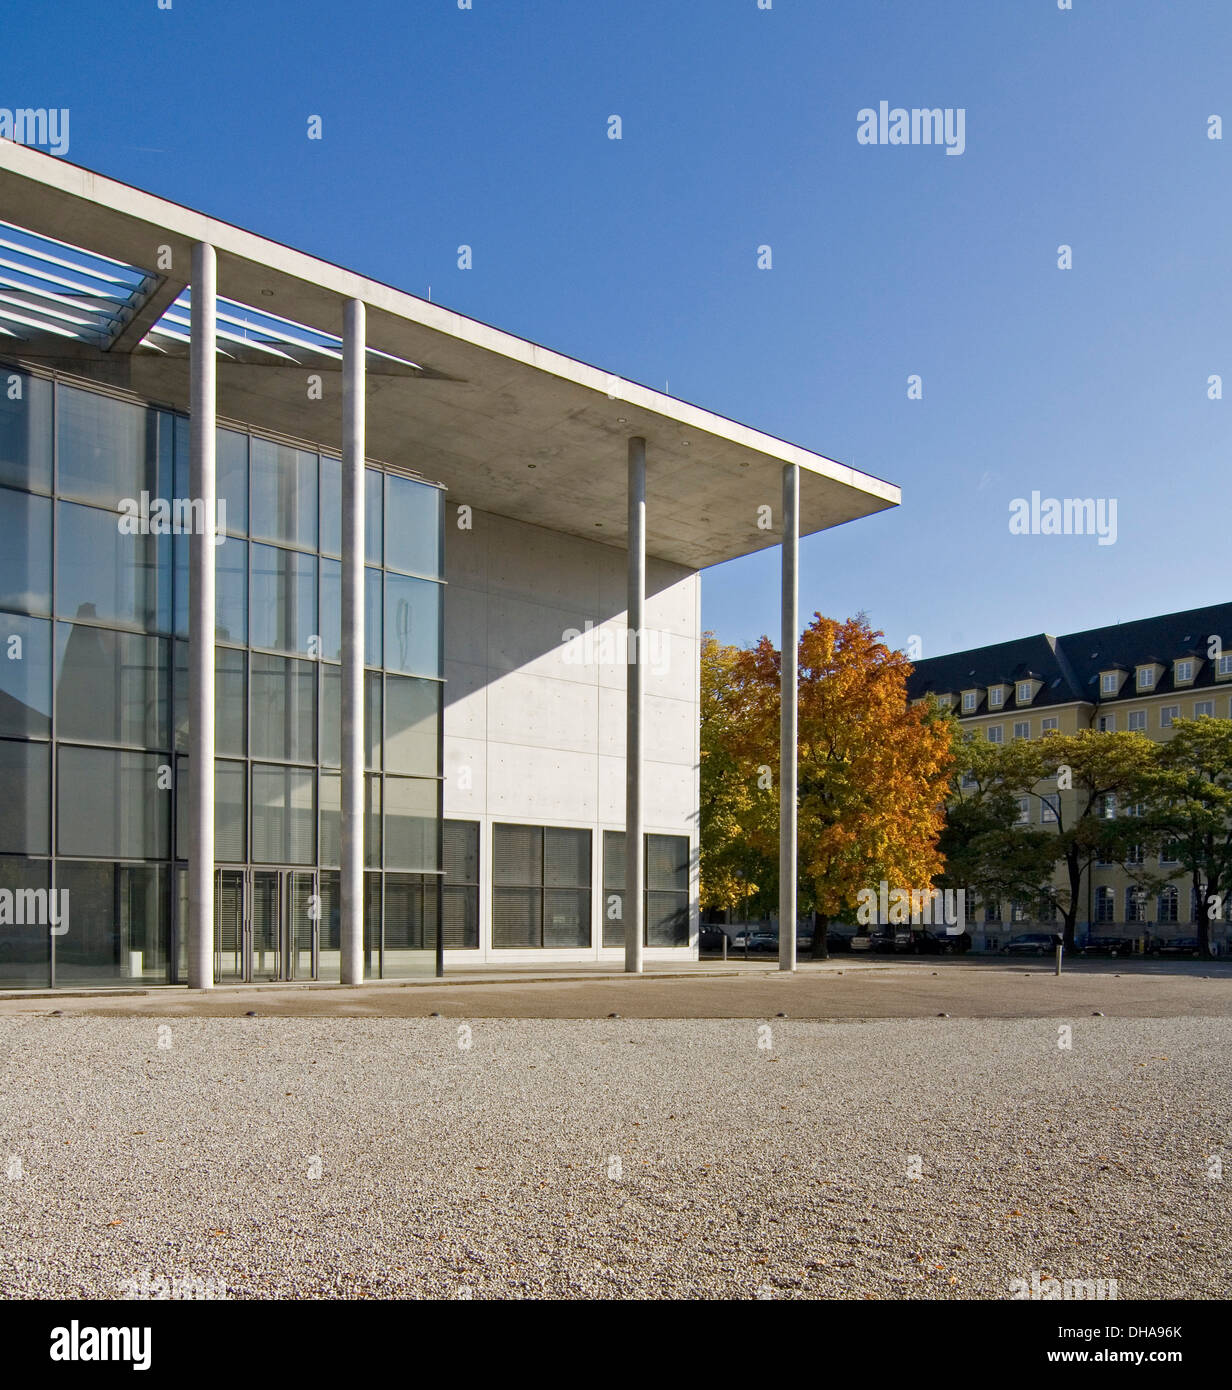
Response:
[908,603,1232,953]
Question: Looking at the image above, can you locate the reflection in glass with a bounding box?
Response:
[55,624,168,748]
[0,487,51,615]
[250,653,316,762]
[217,429,249,535]
[0,370,52,495]
[384,675,439,776]
[53,861,168,986]
[250,544,316,654]
[58,500,169,633]
[366,467,382,564]
[0,856,50,985]
[0,614,51,737]
[320,456,341,557]
[57,746,169,859]
[319,666,380,769]
[383,775,437,871]
[56,385,162,509]
[252,763,314,864]
[0,738,50,854]
[250,438,316,550]
[383,872,439,975]
[384,573,439,677]
[385,475,441,578]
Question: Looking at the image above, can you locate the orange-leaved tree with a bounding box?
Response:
[711,613,953,950]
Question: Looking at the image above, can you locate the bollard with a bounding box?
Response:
[1055,942,1063,976]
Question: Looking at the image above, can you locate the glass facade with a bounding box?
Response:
[0,364,445,987]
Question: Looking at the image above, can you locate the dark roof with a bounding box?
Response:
[907,601,1232,711]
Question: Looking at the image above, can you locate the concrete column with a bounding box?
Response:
[340,299,366,985]
[187,243,217,989]
[625,437,646,974]
[779,462,799,973]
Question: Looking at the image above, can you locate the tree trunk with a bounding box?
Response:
[810,910,829,960]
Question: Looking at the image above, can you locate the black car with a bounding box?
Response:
[1150,936,1200,957]
[916,929,972,955]
[1005,932,1062,956]
[699,926,729,953]
[1078,936,1133,958]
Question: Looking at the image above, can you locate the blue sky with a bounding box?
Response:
[5,0,1231,661]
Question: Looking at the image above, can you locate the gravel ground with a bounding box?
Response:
[0,1015,1228,1300]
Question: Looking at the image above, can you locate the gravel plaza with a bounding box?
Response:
[1,960,1228,1301]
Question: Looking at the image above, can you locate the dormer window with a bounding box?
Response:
[1137,667,1155,689]
[962,691,978,712]
[1016,681,1033,703]
[989,686,1004,708]
[1175,659,1194,683]
[1219,655,1232,678]
[1101,673,1117,694]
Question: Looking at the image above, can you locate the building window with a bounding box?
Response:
[1176,660,1193,683]
[1160,705,1179,728]
[492,823,591,948]
[1041,717,1059,733]
[1016,681,1033,703]
[1101,673,1117,694]
[1137,667,1155,689]
[1041,796,1058,824]
[1013,720,1030,740]
[1219,655,1232,677]
[1097,713,1114,732]
[1160,843,1179,866]
[1126,843,1144,866]
[603,830,690,948]
[1015,796,1030,825]
[1195,700,1214,718]
[442,819,479,949]
[1128,710,1146,732]
[962,692,977,712]
[1095,886,1115,923]
[1125,887,1145,923]
[1100,793,1117,820]
[1037,898,1057,924]
[984,901,1002,924]
[1158,885,1179,923]
[988,686,1003,708]
[986,726,1003,744]
[961,770,977,789]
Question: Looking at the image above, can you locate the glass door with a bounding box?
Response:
[214,869,247,984]
[287,870,319,981]
[250,870,282,982]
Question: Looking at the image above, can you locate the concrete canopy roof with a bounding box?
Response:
[0,141,899,570]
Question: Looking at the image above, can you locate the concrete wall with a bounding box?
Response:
[441,506,701,961]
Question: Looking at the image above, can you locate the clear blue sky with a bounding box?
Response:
[5,0,1231,661]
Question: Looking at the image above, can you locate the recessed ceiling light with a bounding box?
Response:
[260,289,274,297]
[527,463,536,469]
[617,416,627,424]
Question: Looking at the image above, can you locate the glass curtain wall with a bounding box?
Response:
[0,363,444,987]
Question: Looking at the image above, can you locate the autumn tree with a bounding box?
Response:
[702,614,953,957]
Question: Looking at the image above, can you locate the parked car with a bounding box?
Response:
[916,929,972,955]
[1150,936,1200,957]
[825,930,853,953]
[731,930,778,954]
[1077,936,1133,958]
[871,928,913,953]
[699,926,729,953]
[848,934,873,952]
[1005,932,1062,956]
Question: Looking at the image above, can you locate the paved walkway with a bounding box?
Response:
[1,957,1228,1020]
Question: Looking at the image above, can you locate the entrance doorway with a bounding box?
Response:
[214,868,319,983]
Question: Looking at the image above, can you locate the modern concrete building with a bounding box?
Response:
[908,602,1232,952]
[0,142,898,988]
